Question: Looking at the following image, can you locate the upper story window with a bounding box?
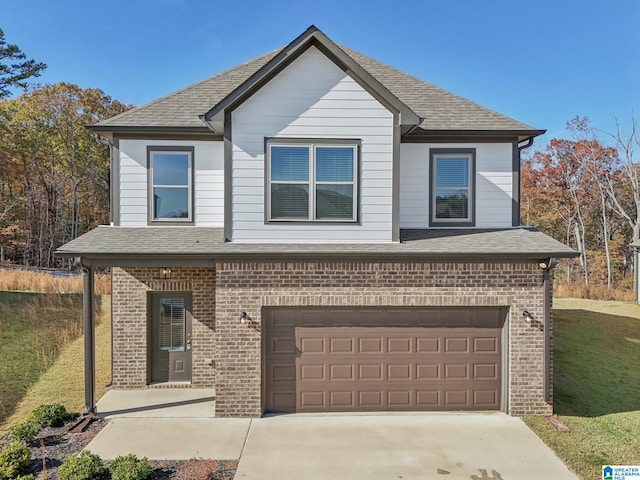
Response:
[267,140,359,222]
[429,148,475,227]
[148,147,194,223]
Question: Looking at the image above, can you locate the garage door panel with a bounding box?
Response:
[300,391,324,408]
[330,364,353,380]
[417,338,440,353]
[417,390,440,407]
[387,364,412,380]
[359,364,382,379]
[388,337,412,353]
[474,337,498,352]
[445,337,469,353]
[444,390,468,406]
[330,391,354,407]
[265,308,504,413]
[330,338,353,353]
[388,390,411,406]
[359,391,383,406]
[300,364,325,380]
[474,364,498,379]
[474,390,498,405]
[359,337,383,353]
[444,364,469,379]
[417,364,440,380]
[300,337,325,353]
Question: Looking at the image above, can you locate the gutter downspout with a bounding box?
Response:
[542,257,555,405]
[81,259,96,415]
[515,137,535,227]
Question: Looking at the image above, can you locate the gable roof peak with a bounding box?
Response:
[201,25,420,127]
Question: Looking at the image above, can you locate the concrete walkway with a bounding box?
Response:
[86,389,250,460]
[85,391,578,479]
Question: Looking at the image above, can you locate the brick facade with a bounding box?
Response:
[111,267,216,388]
[111,261,552,417]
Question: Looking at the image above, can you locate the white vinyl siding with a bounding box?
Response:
[231,46,394,243]
[118,139,224,227]
[400,143,514,228]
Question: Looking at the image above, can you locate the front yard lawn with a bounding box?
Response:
[523,299,640,480]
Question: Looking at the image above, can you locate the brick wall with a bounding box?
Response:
[111,267,216,388]
[111,262,551,417]
[214,261,551,417]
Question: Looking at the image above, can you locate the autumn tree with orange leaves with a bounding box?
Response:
[522,116,638,289]
[0,83,132,267]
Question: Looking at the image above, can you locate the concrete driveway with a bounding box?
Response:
[87,390,578,479]
[234,414,578,480]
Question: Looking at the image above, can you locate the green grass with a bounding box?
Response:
[0,291,84,425]
[523,298,640,480]
[0,295,111,433]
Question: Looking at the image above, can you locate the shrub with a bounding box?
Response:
[57,451,105,480]
[14,475,35,480]
[32,403,67,427]
[109,454,153,480]
[0,442,31,479]
[10,420,40,443]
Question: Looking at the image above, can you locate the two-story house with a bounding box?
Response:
[57,26,576,418]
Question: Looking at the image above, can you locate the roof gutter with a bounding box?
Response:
[517,136,535,151]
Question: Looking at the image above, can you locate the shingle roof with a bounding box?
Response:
[340,47,536,131]
[94,30,539,133]
[96,49,281,129]
[56,226,577,260]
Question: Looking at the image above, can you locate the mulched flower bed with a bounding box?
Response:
[1,417,237,480]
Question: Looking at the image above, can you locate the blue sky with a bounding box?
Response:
[3,0,639,148]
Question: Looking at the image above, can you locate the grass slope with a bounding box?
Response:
[0,294,111,432]
[524,298,640,480]
[0,292,82,424]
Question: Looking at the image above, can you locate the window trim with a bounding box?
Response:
[429,148,476,227]
[265,138,360,224]
[147,146,195,225]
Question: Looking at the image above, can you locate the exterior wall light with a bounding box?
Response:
[522,310,533,322]
[161,268,171,279]
[539,258,559,269]
[240,311,248,323]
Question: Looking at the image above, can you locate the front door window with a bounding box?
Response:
[151,293,192,383]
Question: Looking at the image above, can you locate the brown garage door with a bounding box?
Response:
[264,308,505,413]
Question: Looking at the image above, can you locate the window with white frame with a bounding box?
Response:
[148,147,193,222]
[268,141,358,222]
[430,149,475,226]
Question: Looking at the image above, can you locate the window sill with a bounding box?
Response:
[429,221,476,228]
[266,220,360,226]
[148,220,195,226]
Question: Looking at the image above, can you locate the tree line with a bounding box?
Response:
[0,28,131,268]
[522,116,640,289]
